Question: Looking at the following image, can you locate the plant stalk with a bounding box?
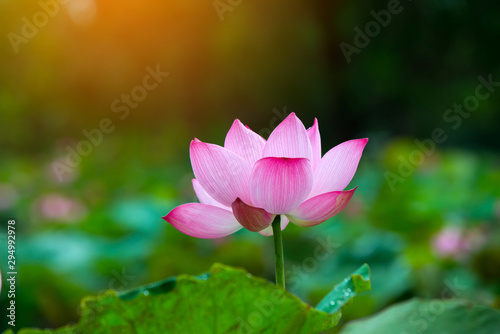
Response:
[272,215,285,289]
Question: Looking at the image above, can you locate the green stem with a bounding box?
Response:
[272,215,285,289]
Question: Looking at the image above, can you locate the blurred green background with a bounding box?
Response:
[0,0,499,331]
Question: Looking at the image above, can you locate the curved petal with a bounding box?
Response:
[231,198,275,232]
[250,157,313,214]
[192,179,229,210]
[190,140,252,206]
[287,188,356,227]
[163,203,242,239]
[307,118,321,172]
[259,215,290,236]
[309,138,367,198]
[224,119,266,166]
[262,113,312,160]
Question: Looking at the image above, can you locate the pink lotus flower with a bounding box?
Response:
[163,113,367,238]
[431,226,487,260]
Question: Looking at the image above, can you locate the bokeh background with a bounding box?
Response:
[0,0,499,331]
